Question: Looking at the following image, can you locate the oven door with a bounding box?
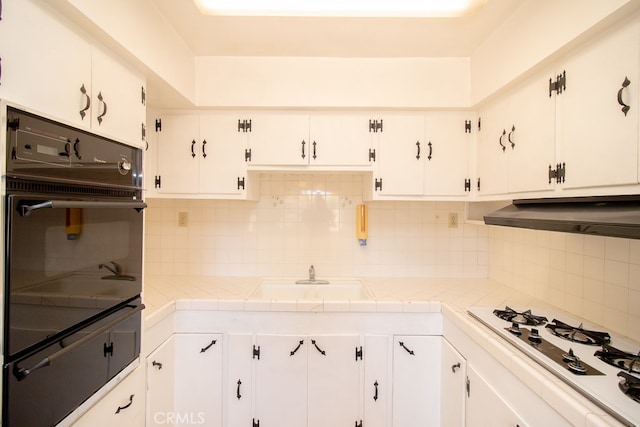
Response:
[2,300,143,427]
[4,194,145,359]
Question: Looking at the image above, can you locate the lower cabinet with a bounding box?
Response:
[465,365,523,427]
[146,333,223,427]
[72,366,145,427]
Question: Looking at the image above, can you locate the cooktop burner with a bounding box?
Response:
[493,306,548,326]
[618,371,640,404]
[596,345,640,374]
[545,319,611,346]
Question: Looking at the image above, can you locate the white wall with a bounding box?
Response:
[144,174,488,278]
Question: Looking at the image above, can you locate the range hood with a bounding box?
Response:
[484,195,640,240]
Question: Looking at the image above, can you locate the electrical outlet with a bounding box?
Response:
[178,212,188,227]
[448,213,458,228]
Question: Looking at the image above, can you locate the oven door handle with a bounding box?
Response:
[12,303,145,381]
[20,200,147,216]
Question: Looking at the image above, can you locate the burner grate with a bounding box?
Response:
[596,345,640,374]
[618,371,640,404]
[545,319,611,346]
[493,306,548,326]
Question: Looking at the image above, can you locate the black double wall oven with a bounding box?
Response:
[2,106,145,426]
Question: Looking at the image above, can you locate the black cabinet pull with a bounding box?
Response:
[312,141,317,160]
[290,340,304,356]
[200,339,216,353]
[398,341,415,355]
[508,125,515,149]
[416,141,421,160]
[73,138,82,160]
[202,139,207,158]
[311,339,326,356]
[301,140,306,159]
[618,76,631,116]
[427,141,433,160]
[451,362,461,373]
[191,140,196,158]
[236,379,242,399]
[373,381,379,401]
[96,92,107,124]
[152,360,163,370]
[499,129,506,152]
[115,394,134,414]
[79,84,90,120]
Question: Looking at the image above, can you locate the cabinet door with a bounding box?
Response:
[156,115,200,194]
[392,336,441,426]
[247,114,310,166]
[440,339,465,427]
[199,115,247,195]
[174,334,223,427]
[146,337,176,427]
[254,335,307,427]
[73,367,145,427]
[476,98,510,196]
[90,47,146,147]
[364,335,389,427]
[227,334,253,427]
[0,0,92,127]
[558,20,640,190]
[376,115,425,196]
[307,335,361,427]
[465,366,525,427]
[423,112,471,196]
[308,115,372,166]
[507,71,556,194]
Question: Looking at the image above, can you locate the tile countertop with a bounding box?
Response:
[142,276,627,426]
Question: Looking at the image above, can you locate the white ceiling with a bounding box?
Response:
[151,0,522,57]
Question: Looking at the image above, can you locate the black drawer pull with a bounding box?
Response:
[115,394,134,414]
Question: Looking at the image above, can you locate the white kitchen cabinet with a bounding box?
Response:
[226,334,253,427]
[557,19,640,191]
[155,114,249,196]
[440,338,466,427]
[373,115,426,196]
[392,335,441,426]
[476,71,556,197]
[423,112,473,196]
[244,114,310,166]
[72,367,145,427]
[254,334,362,427]
[363,335,390,427]
[146,334,223,427]
[465,365,525,427]
[0,0,146,148]
[146,336,176,426]
[90,46,146,148]
[308,114,373,166]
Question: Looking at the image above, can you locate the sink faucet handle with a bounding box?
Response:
[110,261,123,275]
[309,265,315,281]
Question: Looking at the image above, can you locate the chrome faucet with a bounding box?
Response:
[99,261,135,281]
[309,265,316,282]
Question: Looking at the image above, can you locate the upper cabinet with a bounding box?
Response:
[0,0,146,148]
[308,115,373,167]
[369,112,473,199]
[556,19,640,191]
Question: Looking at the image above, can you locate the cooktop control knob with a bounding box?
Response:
[118,158,132,175]
[528,328,542,343]
[508,322,522,335]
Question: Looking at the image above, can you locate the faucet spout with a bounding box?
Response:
[99,261,135,281]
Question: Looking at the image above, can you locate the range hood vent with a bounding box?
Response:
[484,195,640,240]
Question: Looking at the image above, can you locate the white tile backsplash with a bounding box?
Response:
[488,226,640,342]
[145,174,488,279]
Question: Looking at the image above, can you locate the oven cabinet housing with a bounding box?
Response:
[146,333,223,427]
[367,112,472,199]
[253,334,362,427]
[0,0,146,148]
[72,367,145,427]
[154,114,250,197]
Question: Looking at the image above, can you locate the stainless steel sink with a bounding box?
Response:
[250,278,371,300]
